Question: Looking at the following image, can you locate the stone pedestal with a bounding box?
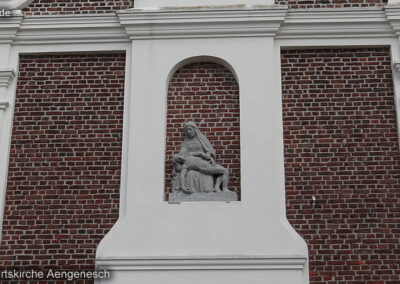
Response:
[96,3,309,284]
[169,191,238,203]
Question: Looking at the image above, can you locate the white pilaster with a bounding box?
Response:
[385,6,400,149]
[96,6,309,284]
[0,10,22,241]
[0,64,18,244]
[0,69,15,89]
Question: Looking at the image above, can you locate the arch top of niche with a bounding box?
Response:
[166,55,239,90]
[0,0,34,10]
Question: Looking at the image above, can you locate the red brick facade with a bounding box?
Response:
[165,63,241,200]
[1,4,400,279]
[0,54,125,275]
[23,0,388,15]
[24,0,133,15]
[281,47,400,283]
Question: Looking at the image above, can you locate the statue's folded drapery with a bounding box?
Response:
[174,169,214,193]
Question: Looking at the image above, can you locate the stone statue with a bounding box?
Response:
[169,121,237,202]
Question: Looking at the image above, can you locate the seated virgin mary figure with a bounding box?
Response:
[171,121,230,194]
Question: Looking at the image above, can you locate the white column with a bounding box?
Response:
[0,13,22,240]
[385,6,400,148]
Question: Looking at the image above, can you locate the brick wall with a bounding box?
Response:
[275,0,387,8]
[165,62,241,200]
[23,0,390,15]
[23,0,389,16]
[0,54,125,277]
[281,47,400,283]
[24,0,388,15]
[24,0,133,15]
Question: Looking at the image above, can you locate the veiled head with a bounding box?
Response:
[184,121,198,138]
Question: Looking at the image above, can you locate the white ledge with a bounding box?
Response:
[277,8,394,39]
[385,5,400,36]
[96,256,307,271]
[0,15,23,44]
[15,14,129,45]
[118,6,288,39]
[0,69,16,89]
[388,0,400,5]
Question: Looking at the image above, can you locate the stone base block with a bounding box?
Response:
[168,191,238,203]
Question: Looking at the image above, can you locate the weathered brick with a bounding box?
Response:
[24,0,133,15]
[281,47,400,283]
[0,54,125,279]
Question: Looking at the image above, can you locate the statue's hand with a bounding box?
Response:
[191,152,203,157]
[173,154,185,163]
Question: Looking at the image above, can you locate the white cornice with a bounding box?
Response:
[118,6,288,39]
[388,0,400,5]
[1,7,399,44]
[385,6,400,35]
[0,69,16,89]
[277,8,394,39]
[0,15,23,44]
[15,14,129,45]
[96,256,307,271]
[0,0,33,10]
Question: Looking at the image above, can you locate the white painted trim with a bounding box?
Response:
[0,69,15,88]
[99,7,309,284]
[0,15,23,44]
[385,6,400,24]
[0,8,398,44]
[119,45,132,218]
[13,42,130,54]
[274,40,310,284]
[277,8,394,39]
[389,41,400,155]
[118,7,288,39]
[277,37,396,48]
[15,14,129,45]
[0,47,19,244]
[96,256,307,271]
[383,5,400,150]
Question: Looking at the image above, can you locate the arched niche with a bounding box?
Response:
[164,59,241,201]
